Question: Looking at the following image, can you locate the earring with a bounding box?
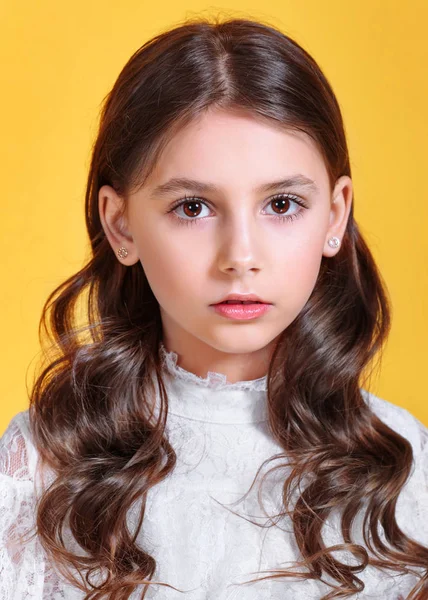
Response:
[117,246,128,259]
[328,236,340,249]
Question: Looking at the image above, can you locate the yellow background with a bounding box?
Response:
[1,1,427,435]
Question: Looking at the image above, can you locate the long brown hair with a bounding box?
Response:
[27,14,428,599]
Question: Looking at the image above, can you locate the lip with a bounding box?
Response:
[211,293,271,305]
[211,302,272,320]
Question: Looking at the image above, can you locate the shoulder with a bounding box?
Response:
[0,411,49,596]
[0,409,37,481]
[360,388,428,457]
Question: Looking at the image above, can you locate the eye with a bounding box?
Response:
[169,196,211,222]
[265,194,307,222]
[167,193,309,226]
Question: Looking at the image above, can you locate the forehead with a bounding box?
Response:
[144,108,329,193]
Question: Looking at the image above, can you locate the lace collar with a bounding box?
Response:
[158,342,268,424]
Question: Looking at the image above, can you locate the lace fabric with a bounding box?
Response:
[159,342,268,392]
[1,357,428,599]
[156,343,270,424]
[0,418,60,598]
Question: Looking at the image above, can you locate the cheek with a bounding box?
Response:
[137,235,206,304]
[285,239,323,277]
[276,236,325,304]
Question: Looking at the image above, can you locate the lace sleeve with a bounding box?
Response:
[0,413,86,599]
[0,413,48,597]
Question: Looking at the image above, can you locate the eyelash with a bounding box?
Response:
[166,193,309,227]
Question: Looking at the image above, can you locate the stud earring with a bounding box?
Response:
[328,236,340,249]
[117,246,128,259]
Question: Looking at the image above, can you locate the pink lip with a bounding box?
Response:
[211,302,272,320]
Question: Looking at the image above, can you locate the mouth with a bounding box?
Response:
[216,300,265,305]
[210,300,273,320]
[210,292,272,306]
[211,296,272,305]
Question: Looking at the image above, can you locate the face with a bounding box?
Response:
[99,107,353,383]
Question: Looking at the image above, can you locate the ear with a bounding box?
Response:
[98,185,140,265]
[322,175,353,257]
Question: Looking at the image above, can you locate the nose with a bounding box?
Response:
[217,212,262,276]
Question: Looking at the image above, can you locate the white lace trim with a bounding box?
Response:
[159,342,268,392]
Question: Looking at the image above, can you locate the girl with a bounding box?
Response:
[1,15,427,600]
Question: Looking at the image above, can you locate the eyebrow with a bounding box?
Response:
[149,174,319,198]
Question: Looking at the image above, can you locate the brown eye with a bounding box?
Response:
[271,196,292,215]
[182,201,203,218]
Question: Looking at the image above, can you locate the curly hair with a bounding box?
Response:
[25,14,428,600]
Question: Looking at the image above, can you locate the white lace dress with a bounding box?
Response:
[1,344,428,599]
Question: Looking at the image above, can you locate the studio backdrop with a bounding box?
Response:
[1,0,427,434]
